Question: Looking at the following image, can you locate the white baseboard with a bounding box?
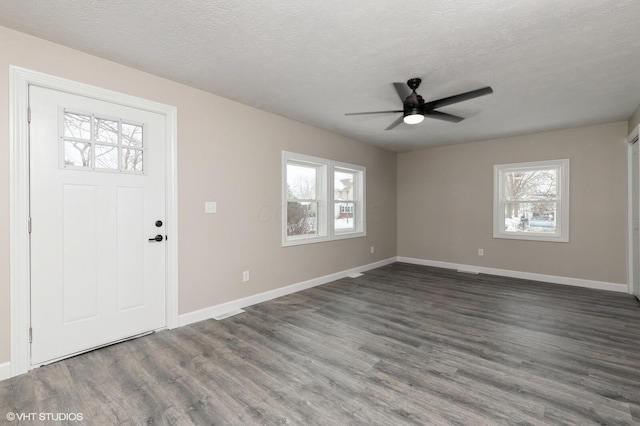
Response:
[398,256,628,293]
[178,257,397,327]
[0,362,11,381]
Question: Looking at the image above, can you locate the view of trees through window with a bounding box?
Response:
[286,163,318,236]
[503,168,558,234]
[62,112,144,172]
[283,152,366,245]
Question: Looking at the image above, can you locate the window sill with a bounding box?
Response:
[332,230,366,240]
[282,235,330,247]
[493,232,569,243]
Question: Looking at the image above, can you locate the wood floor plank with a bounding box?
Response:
[1,262,639,425]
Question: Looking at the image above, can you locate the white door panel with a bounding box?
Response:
[30,85,166,365]
[117,186,147,311]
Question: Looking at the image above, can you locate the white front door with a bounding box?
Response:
[29,85,167,366]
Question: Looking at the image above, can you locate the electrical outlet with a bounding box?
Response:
[205,201,217,214]
[478,248,484,257]
[370,246,375,254]
[242,271,250,282]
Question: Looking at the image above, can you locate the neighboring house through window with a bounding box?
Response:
[493,159,569,242]
[283,152,365,246]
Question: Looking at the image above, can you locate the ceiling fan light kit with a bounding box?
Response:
[346,77,493,130]
[403,113,424,125]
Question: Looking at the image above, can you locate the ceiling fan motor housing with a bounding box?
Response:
[404,92,425,116]
[404,78,425,117]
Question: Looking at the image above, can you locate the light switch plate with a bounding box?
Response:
[205,201,217,214]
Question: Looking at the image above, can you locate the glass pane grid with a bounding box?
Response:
[95,118,119,144]
[335,201,356,231]
[287,201,319,236]
[122,122,143,147]
[503,169,558,202]
[63,112,91,140]
[503,202,558,234]
[122,148,144,172]
[334,170,355,202]
[95,144,119,170]
[64,141,92,167]
[287,163,318,201]
[61,112,144,174]
[501,166,560,235]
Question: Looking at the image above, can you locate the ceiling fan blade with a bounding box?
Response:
[424,86,493,110]
[384,115,405,130]
[393,82,412,102]
[424,110,464,123]
[345,109,403,116]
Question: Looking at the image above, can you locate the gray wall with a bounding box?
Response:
[0,26,398,364]
[397,122,628,284]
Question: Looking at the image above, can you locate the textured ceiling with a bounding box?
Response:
[1,1,639,151]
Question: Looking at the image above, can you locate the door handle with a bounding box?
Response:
[148,234,164,242]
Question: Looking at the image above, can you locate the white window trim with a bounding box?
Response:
[493,159,569,243]
[332,160,366,240]
[282,152,366,247]
[282,152,330,246]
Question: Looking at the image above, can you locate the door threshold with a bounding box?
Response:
[32,329,158,368]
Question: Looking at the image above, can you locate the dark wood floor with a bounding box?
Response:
[2,262,640,425]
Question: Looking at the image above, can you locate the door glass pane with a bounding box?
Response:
[287,201,318,236]
[64,141,91,167]
[60,111,147,174]
[287,163,317,200]
[95,144,119,170]
[122,148,143,172]
[95,118,119,144]
[335,202,355,231]
[63,112,91,140]
[122,123,143,147]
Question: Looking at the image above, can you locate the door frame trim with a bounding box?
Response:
[9,66,179,377]
[628,125,639,296]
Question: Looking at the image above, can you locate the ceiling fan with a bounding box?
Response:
[345,78,493,130]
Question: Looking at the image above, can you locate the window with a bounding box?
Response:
[61,110,145,173]
[333,166,364,237]
[285,157,328,242]
[494,159,569,242]
[283,152,365,246]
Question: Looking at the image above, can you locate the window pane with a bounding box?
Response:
[504,202,557,234]
[504,169,557,201]
[287,201,318,236]
[334,170,355,201]
[63,112,91,140]
[95,144,119,170]
[335,202,356,231]
[64,141,91,167]
[122,123,143,147]
[95,118,119,144]
[122,148,143,172]
[287,163,317,200]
